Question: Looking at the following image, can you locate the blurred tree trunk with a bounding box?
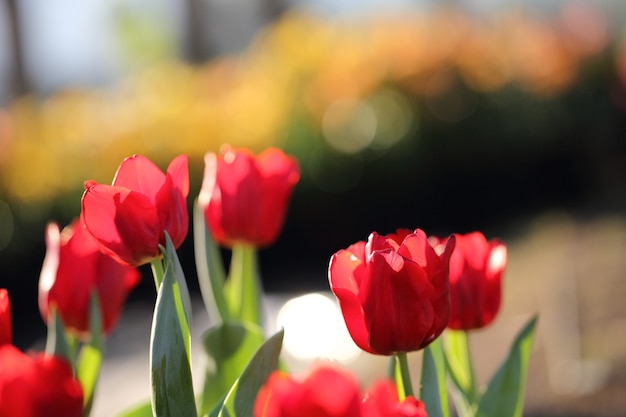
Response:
[4,0,28,98]
[185,0,212,62]
[261,0,288,20]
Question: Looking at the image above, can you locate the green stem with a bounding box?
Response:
[150,257,164,289]
[396,351,415,399]
[461,330,479,403]
[227,243,262,325]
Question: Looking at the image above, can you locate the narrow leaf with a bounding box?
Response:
[45,307,71,364]
[218,329,284,417]
[207,394,227,417]
[150,233,197,417]
[193,200,230,321]
[476,316,538,417]
[421,337,451,417]
[77,292,104,416]
[199,321,265,416]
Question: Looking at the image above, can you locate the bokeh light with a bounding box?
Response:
[275,292,360,363]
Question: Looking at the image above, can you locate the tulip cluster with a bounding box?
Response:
[0,147,536,417]
[254,366,427,417]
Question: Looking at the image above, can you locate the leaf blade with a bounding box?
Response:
[193,199,230,321]
[199,321,265,415]
[218,329,284,417]
[476,316,538,417]
[421,337,451,417]
[150,233,197,417]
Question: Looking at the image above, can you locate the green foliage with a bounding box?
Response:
[199,321,265,415]
[224,244,262,326]
[76,292,104,416]
[150,233,197,417]
[444,330,478,416]
[217,329,284,417]
[421,338,451,417]
[45,307,71,363]
[193,200,230,322]
[114,401,152,417]
[475,316,538,417]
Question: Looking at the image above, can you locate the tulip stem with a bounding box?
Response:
[396,351,415,399]
[226,244,262,325]
[151,258,165,289]
[461,331,479,403]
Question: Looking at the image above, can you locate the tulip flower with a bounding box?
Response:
[0,289,11,345]
[254,366,363,417]
[82,154,189,266]
[432,231,507,330]
[0,345,83,417]
[38,217,140,336]
[199,146,300,248]
[254,366,428,417]
[329,229,455,355]
[361,380,428,417]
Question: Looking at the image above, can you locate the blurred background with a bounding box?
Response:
[1,0,626,415]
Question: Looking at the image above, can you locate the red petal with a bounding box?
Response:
[361,380,399,417]
[213,150,263,244]
[0,347,83,417]
[112,155,166,204]
[256,149,300,246]
[0,289,11,345]
[156,155,189,248]
[398,229,440,275]
[82,184,161,266]
[166,154,190,198]
[48,221,98,333]
[96,255,141,333]
[296,367,361,417]
[256,148,300,185]
[328,250,373,353]
[362,251,435,354]
[31,354,84,417]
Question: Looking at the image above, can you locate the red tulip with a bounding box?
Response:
[82,154,189,266]
[254,367,362,417]
[361,380,428,417]
[432,231,506,330]
[38,217,140,337]
[0,290,11,346]
[329,229,455,355]
[0,345,83,417]
[199,146,300,247]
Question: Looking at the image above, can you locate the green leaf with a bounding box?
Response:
[224,244,262,326]
[218,329,284,417]
[421,337,451,417]
[207,394,227,417]
[77,292,105,416]
[45,307,71,364]
[193,199,230,322]
[150,233,197,417]
[444,330,478,416]
[475,316,538,417]
[199,321,265,416]
[113,401,152,417]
